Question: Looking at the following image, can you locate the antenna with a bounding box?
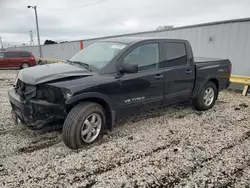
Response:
[29,30,34,46]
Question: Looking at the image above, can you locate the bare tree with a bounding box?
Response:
[44,40,57,45]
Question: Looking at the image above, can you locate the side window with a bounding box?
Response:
[21,52,30,57]
[124,43,159,71]
[6,52,21,58]
[160,42,187,67]
[0,52,4,58]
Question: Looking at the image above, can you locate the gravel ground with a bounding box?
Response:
[0,70,250,188]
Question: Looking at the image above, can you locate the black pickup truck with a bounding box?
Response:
[8,37,231,149]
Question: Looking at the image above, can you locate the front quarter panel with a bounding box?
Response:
[48,74,122,109]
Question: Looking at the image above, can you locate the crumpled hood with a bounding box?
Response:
[18,63,93,85]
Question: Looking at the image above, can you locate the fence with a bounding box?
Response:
[230,75,250,96]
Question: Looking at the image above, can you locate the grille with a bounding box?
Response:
[15,79,36,100]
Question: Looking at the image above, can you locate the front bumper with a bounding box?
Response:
[8,88,67,128]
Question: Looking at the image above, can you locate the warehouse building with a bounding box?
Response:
[8,18,250,78]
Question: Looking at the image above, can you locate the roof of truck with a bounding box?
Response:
[101,37,187,44]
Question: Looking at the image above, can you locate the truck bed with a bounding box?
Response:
[191,57,231,96]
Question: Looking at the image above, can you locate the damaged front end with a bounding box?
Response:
[9,79,68,129]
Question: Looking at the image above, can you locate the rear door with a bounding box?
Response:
[161,41,195,103]
[6,52,21,67]
[117,41,165,114]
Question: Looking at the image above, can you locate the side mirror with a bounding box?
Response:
[119,63,138,74]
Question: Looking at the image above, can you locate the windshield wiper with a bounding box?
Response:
[66,60,92,71]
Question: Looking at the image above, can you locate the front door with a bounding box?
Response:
[117,42,165,115]
[161,42,195,103]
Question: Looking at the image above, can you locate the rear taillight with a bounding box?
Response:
[229,64,232,74]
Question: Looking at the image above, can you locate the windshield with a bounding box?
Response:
[68,42,127,69]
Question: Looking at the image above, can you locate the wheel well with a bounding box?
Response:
[208,78,219,91]
[67,98,112,129]
[208,78,219,99]
[21,62,30,68]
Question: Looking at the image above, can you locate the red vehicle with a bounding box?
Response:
[0,51,36,69]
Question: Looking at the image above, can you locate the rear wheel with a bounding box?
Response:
[62,102,106,149]
[193,81,218,111]
[21,63,29,69]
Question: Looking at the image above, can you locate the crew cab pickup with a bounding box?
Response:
[8,37,231,149]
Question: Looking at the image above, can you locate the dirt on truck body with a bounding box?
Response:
[1,70,250,187]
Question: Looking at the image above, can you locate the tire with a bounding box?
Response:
[62,102,106,149]
[193,81,218,111]
[21,63,29,69]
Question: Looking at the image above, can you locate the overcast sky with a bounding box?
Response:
[0,0,250,47]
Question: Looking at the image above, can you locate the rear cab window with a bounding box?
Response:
[160,42,187,68]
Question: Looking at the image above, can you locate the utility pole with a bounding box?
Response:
[27,5,42,57]
[29,30,34,46]
[0,36,3,50]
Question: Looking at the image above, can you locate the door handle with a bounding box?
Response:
[154,74,164,79]
[185,69,192,75]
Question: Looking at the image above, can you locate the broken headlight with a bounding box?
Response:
[36,85,64,103]
[15,79,36,100]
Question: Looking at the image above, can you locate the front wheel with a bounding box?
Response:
[193,81,218,111]
[62,102,106,149]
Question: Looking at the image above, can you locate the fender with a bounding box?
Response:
[191,76,219,99]
[65,92,116,129]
